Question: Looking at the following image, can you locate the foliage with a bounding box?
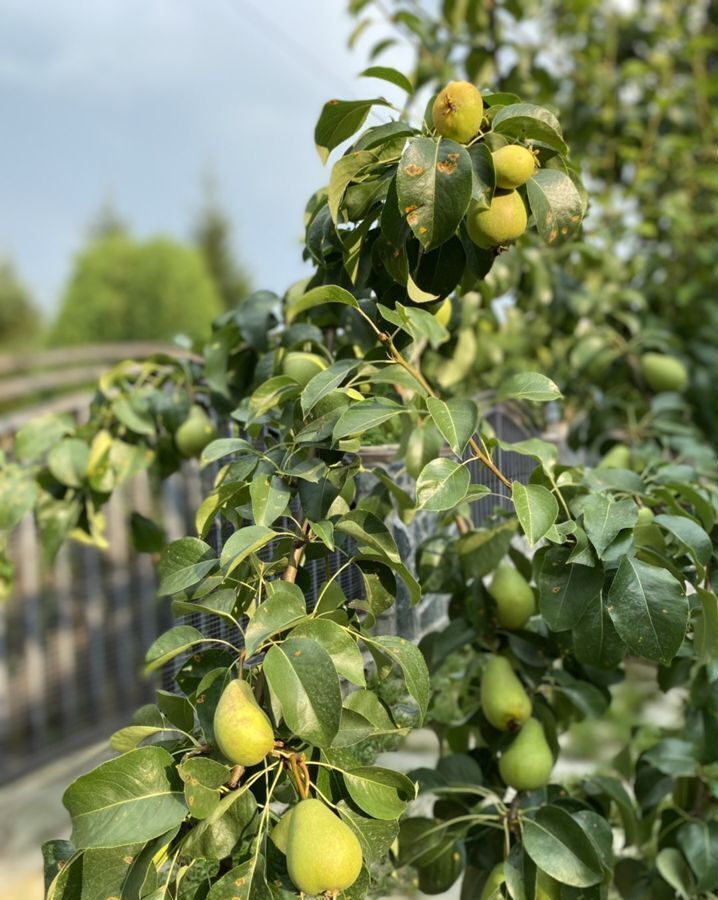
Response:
[193,177,253,310]
[0,259,43,350]
[49,233,223,345]
[0,3,716,899]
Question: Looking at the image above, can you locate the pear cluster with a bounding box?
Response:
[480,655,554,791]
[272,799,363,895]
[433,80,539,249]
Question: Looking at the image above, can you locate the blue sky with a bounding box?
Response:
[0,0,413,313]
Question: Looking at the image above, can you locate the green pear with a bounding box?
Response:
[640,352,688,393]
[480,655,532,731]
[492,145,537,189]
[432,81,484,143]
[282,351,328,387]
[488,563,535,629]
[498,718,554,791]
[270,806,294,853]
[466,191,528,249]
[286,798,363,895]
[480,862,505,899]
[213,679,275,766]
[636,506,654,526]
[597,443,631,469]
[175,405,217,458]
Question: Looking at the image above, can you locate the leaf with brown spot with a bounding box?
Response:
[527,169,584,245]
[396,136,472,250]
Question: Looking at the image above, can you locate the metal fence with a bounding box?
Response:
[0,403,534,784]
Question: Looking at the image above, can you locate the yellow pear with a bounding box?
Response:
[432,81,484,143]
[488,563,535,629]
[640,352,688,393]
[270,806,294,853]
[466,191,528,249]
[480,655,532,731]
[282,351,328,387]
[499,718,554,791]
[286,798,363,895]
[492,145,537,189]
[175,405,217,458]
[480,862,505,899]
[213,679,274,766]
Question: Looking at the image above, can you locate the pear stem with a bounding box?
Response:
[228,764,245,789]
[282,519,312,583]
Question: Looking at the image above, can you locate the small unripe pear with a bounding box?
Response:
[213,680,274,766]
[636,507,654,526]
[175,405,217,458]
[286,798,363,895]
[270,807,294,853]
[488,563,535,629]
[598,443,631,469]
[480,655,532,731]
[480,862,505,899]
[432,81,484,143]
[492,145,537,189]
[640,352,688,393]
[499,718,554,791]
[282,351,328,387]
[466,191,528,249]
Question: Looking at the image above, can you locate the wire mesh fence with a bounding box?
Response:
[0,407,534,782]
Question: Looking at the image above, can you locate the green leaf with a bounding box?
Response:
[47,439,90,488]
[694,587,718,664]
[527,168,584,245]
[396,136,473,249]
[512,482,559,546]
[522,805,603,887]
[291,618,365,686]
[538,548,603,631]
[337,802,399,866]
[177,757,230,821]
[244,586,307,657]
[467,143,495,209]
[47,844,143,900]
[335,508,401,564]
[314,97,392,163]
[497,371,562,402]
[301,359,361,415]
[656,848,695,900]
[644,739,699,777]
[248,376,300,419]
[62,747,187,849]
[109,725,183,754]
[343,766,416,819]
[158,538,217,595]
[606,557,687,664]
[582,495,638,557]
[676,821,715,891]
[219,525,277,574]
[264,637,342,747]
[200,437,255,463]
[655,514,712,573]
[492,103,568,154]
[182,788,257,861]
[415,459,470,511]
[426,397,479,455]
[15,413,74,462]
[328,149,379,223]
[458,521,517,579]
[333,398,405,441]
[287,284,360,322]
[359,65,413,93]
[145,625,206,673]
[249,475,290,527]
[573,594,625,669]
[0,469,37,531]
[585,775,639,847]
[371,635,430,721]
[206,856,273,900]
[497,437,558,472]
